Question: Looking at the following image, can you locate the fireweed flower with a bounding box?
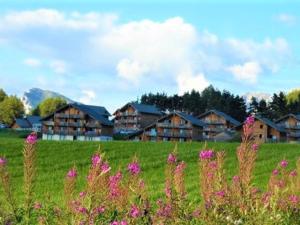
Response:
[272,169,279,176]
[215,190,225,198]
[127,162,141,175]
[280,160,288,168]
[289,195,299,204]
[232,175,240,183]
[252,144,259,151]
[245,115,255,126]
[208,161,217,169]
[120,221,128,225]
[67,168,77,178]
[94,206,105,214]
[167,153,177,164]
[79,192,86,198]
[290,170,297,177]
[26,132,37,144]
[101,162,111,173]
[109,171,122,198]
[91,154,101,167]
[33,202,42,210]
[0,157,6,166]
[199,150,214,160]
[130,205,140,218]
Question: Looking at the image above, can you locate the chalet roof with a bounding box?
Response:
[14,118,31,128]
[41,103,113,126]
[114,102,162,116]
[26,116,41,125]
[255,115,286,133]
[143,111,206,130]
[198,109,241,127]
[275,113,300,123]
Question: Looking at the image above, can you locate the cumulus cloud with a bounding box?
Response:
[23,58,41,68]
[0,9,293,94]
[79,90,96,104]
[227,61,262,84]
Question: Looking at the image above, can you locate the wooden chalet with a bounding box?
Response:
[239,115,287,144]
[197,110,241,141]
[41,103,113,141]
[11,116,41,132]
[131,111,205,142]
[113,103,163,134]
[275,114,300,142]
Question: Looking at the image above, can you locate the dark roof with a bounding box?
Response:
[255,115,286,133]
[15,118,31,128]
[73,103,113,126]
[198,110,241,126]
[42,103,113,126]
[276,114,300,123]
[176,112,206,127]
[115,103,162,115]
[26,116,41,125]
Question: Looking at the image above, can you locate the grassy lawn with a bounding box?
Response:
[1,135,300,206]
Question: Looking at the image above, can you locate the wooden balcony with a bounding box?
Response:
[86,122,101,128]
[55,113,70,118]
[43,121,54,126]
[58,122,84,127]
[157,123,191,129]
[157,131,192,138]
[203,127,225,132]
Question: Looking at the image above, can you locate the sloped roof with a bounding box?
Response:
[26,116,41,125]
[41,103,113,126]
[115,103,162,115]
[198,109,241,126]
[255,115,286,133]
[15,118,31,128]
[275,114,300,123]
[176,112,206,127]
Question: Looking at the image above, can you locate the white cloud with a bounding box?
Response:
[0,9,293,95]
[79,90,96,104]
[23,58,41,68]
[176,67,209,95]
[277,13,296,25]
[227,61,262,84]
[50,60,67,74]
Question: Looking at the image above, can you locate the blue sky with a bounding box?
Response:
[0,0,299,112]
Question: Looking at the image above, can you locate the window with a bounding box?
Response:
[259,134,263,139]
[260,125,264,129]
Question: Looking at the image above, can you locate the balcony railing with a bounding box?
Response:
[203,120,225,125]
[55,113,70,118]
[203,127,225,132]
[58,122,84,127]
[69,114,85,119]
[43,121,54,126]
[157,131,192,138]
[157,123,191,129]
[86,122,101,128]
[119,112,138,116]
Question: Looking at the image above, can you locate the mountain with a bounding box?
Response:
[22,88,74,113]
[242,92,272,106]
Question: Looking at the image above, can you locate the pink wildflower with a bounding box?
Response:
[79,192,86,198]
[130,205,140,218]
[67,168,77,178]
[167,153,177,164]
[272,169,279,176]
[245,115,255,126]
[208,161,217,169]
[0,157,6,166]
[26,132,37,144]
[110,222,119,225]
[77,207,88,214]
[290,170,297,177]
[192,208,201,218]
[252,143,259,151]
[109,171,122,198]
[91,154,101,167]
[215,190,225,198]
[127,162,141,175]
[199,150,214,160]
[34,202,42,210]
[289,195,299,204]
[280,160,288,168]
[120,221,128,225]
[101,162,111,173]
[233,175,240,183]
[94,206,105,214]
[175,161,186,173]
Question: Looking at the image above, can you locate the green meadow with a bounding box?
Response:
[0,133,300,205]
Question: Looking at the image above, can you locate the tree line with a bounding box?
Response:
[1,86,300,125]
[139,86,300,122]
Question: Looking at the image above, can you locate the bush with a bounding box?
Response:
[0,116,300,224]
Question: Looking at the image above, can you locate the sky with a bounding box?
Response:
[0,0,299,113]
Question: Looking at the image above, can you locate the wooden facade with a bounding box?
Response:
[198,110,241,141]
[113,103,162,134]
[41,103,113,141]
[276,114,300,142]
[132,111,205,142]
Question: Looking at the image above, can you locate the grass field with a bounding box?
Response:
[1,134,300,206]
